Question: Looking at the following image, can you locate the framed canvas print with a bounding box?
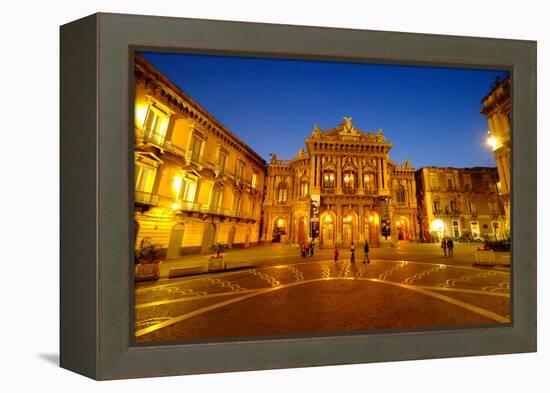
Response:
[60,13,537,380]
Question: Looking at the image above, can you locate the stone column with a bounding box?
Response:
[336,156,342,194]
[377,158,383,191]
[357,161,364,194]
[310,155,316,190]
[336,204,342,243]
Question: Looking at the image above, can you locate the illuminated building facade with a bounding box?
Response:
[261,119,418,248]
[416,167,506,241]
[134,55,266,258]
[481,77,511,236]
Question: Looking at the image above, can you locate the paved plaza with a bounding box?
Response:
[135,242,510,343]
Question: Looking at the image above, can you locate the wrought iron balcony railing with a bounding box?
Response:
[171,200,256,220]
[135,191,159,206]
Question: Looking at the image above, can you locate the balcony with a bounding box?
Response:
[430,186,440,192]
[135,191,159,206]
[322,188,335,194]
[172,200,257,221]
[342,188,356,194]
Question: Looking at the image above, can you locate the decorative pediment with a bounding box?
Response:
[311,117,386,143]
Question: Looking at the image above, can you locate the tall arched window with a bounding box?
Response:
[396,184,405,204]
[342,170,356,193]
[277,182,288,203]
[300,177,309,197]
[322,170,335,189]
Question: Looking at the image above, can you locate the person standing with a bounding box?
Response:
[363,240,370,264]
[333,245,339,263]
[441,237,448,257]
[447,237,454,257]
[309,240,315,257]
[350,242,356,263]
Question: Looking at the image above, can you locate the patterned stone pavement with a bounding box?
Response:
[134,259,510,343]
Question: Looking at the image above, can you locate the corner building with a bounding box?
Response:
[261,119,418,248]
[480,77,511,237]
[416,166,506,241]
[133,55,266,258]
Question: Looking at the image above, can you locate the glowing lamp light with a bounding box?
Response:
[172,176,183,195]
[324,215,333,223]
[431,219,444,233]
[171,202,180,211]
[369,215,374,222]
[486,136,498,151]
[277,219,285,227]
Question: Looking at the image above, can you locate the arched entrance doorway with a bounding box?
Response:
[227,226,236,248]
[272,217,287,243]
[342,211,358,247]
[364,211,379,246]
[320,211,335,248]
[396,216,411,240]
[296,216,307,244]
[167,223,185,259]
[201,223,216,253]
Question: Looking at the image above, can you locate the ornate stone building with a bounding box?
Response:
[261,118,418,248]
[481,77,511,237]
[416,166,506,241]
[134,55,266,258]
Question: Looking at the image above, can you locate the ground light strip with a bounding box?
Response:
[134,277,510,337]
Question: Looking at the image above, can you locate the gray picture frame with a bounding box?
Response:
[60,12,537,380]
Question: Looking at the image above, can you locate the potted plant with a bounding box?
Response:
[209,242,229,272]
[135,240,161,281]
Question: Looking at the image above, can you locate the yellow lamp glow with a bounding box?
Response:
[431,219,444,233]
[369,215,374,222]
[172,176,183,196]
[277,219,285,227]
[324,215,332,223]
[487,136,498,151]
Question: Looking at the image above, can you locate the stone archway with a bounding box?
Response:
[342,210,359,247]
[272,217,287,243]
[396,216,411,240]
[227,226,236,248]
[364,211,380,246]
[167,223,185,259]
[320,211,336,248]
[201,223,216,253]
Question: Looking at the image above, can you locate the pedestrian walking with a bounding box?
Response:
[446,237,454,257]
[333,245,339,263]
[350,242,356,263]
[441,237,448,257]
[363,240,370,264]
[301,242,307,258]
[309,240,315,256]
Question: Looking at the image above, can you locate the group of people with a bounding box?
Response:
[333,241,371,264]
[299,240,315,258]
[440,236,454,257]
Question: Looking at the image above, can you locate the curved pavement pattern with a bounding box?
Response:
[134,259,510,342]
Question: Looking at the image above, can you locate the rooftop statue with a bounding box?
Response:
[343,116,353,130]
[312,124,322,138]
[376,128,385,142]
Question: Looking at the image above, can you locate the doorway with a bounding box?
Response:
[201,223,216,253]
[167,223,185,259]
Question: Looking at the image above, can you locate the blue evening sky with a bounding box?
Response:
[140,52,508,168]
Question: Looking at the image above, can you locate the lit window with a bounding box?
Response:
[211,186,223,209]
[135,164,156,193]
[217,150,228,174]
[343,170,356,191]
[396,185,405,203]
[300,178,309,197]
[277,182,288,203]
[251,172,258,189]
[142,105,169,145]
[323,171,335,188]
[188,133,204,162]
[236,160,244,179]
